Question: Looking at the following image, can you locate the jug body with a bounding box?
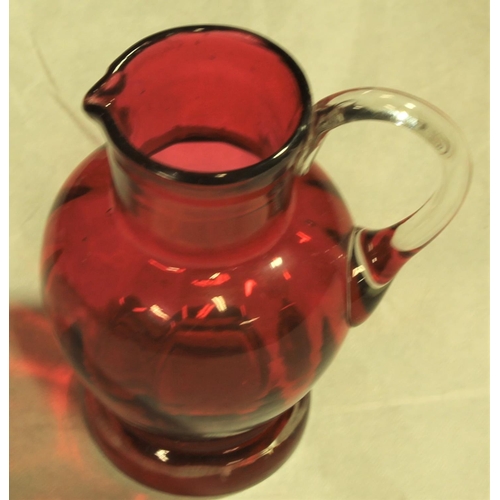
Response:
[42,147,353,438]
[42,140,353,495]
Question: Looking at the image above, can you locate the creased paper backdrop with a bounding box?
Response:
[10,1,489,499]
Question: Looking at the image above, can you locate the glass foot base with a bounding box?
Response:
[84,391,310,496]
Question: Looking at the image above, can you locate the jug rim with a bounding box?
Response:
[84,25,312,185]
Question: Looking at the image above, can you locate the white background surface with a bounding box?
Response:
[10,1,489,499]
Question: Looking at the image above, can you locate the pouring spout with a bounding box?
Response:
[83,71,127,119]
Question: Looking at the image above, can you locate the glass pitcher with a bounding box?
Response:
[41,25,471,496]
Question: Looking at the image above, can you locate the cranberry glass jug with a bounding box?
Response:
[41,26,471,496]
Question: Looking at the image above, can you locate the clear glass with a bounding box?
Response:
[41,25,471,496]
[298,88,472,324]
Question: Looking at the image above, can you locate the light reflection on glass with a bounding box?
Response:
[148,258,186,273]
[260,442,276,456]
[296,231,311,243]
[395,110,409,126]
[149,304,170,320]
[192,273,231,287]
[222,446,241,454]
[166,266,185,273]
[196,303,216,319]
[211,296,227,312]
[352,265,365,277]
[270,257,283,269]
[240,317,260,325]
[154,449,170,462]
[244,279,257,297]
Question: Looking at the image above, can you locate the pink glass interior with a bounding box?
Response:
[102,29,304,172]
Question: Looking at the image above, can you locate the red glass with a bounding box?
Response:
[41,26,470,496]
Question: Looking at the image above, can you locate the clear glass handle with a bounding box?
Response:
[299,88,472,325]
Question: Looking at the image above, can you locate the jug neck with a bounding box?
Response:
[108,146,298,259]
[83,26,314,261]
